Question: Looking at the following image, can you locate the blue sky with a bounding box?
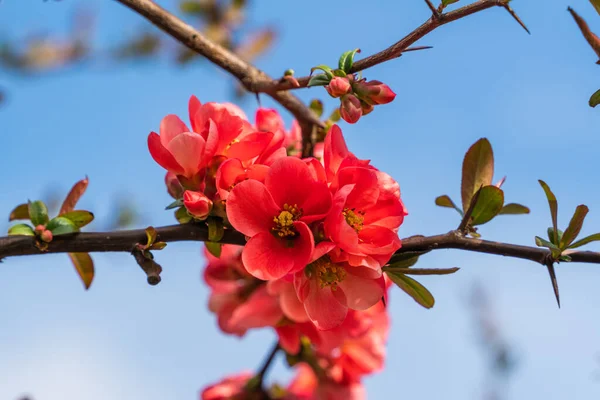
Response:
[2,0,600,399]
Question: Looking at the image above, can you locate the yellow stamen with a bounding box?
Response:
[272,203,302,237]
[311,256,347,290]
[343,208,365,232]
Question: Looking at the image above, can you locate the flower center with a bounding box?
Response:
[343,208,365,232]
[311,256,347,290]
[272,203,302,237]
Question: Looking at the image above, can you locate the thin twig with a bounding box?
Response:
[255,342,280,388]
[424,0,441,19]
[252,0,527,92]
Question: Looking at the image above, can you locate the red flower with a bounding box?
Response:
[325,77,352,98]
[340,94,362,124]
[293,243,385,330]
[201,372,253,400]
[227,157,332,280]
[183,190,213,219]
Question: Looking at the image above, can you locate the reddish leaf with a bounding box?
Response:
[68,252,94,289]
[461,138,494,212]
[9,203,29,221]
[60,177,89,215]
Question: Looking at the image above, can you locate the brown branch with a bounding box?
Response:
[3,225,600,269]
[114,0,322,156]
[252,0,527,93]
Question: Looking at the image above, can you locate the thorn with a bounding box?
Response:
[545,260,561,308]
[503,4,530,34]
[403,45,434,53]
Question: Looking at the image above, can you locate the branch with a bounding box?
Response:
[3,225,600,268]
[252,0,528,93]
[114,0,322,156]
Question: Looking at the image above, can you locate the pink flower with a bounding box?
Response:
[352,79,396,105]
[226,157,332,280]
[201,372,253,400]
[293,243,385,330]
[183,190,213,219]
[339,94,362,124]
[215,159,270,201]
[325,77,351,98]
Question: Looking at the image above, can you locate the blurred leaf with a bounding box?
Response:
[338,48,360,73]
[235,29,275,62]
[145,226,158,246]
[328,108,341,123]
[309,99,324,118]
[568,233,600,249]
[60,210,94,228]
[498,203,530,215]
[535,236,560,253]
[9,203,29,221]
[461,138,494,212]
[435,195,463,215]
[560,205,589,249]
[205,241,222,258]
[180,0,206,14]
[558,255,572,262]
[60,177,88,215]
[207,218,224,242]
[307,74,331,88]
[442,0,460,6]
[538,180,559,244]
[175,206,192,224]
[590,88,600,107]
[68,252,94,289]
[114,33,160,59]
[386,270,435,309]
[470,186,504,226]
[385,254,420,269]
[8,223,34,236]
[28,200,49,226]
[47,216,79,235]
[568,7,600,63]
[547,227,563,245]
[590,0,600,15]
[150,241,167,250]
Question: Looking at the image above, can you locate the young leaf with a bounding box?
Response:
[9,203,29,221]
[442,0,460,6]
[560,205,589,249]
[46,217,79,235]
[310,65,333,79]
[175,206,192,224]
[59,177,89,215]
[386,270,435,309]
[387,250,430,266]
[28,200,49,226]
[207,218,225,242]
[461,138,494,212]
[68,252,94,289]
[60,210,94,228]
[309,99,324,118]
[535,236,561,258]
[590,0,600,15]
[338,48,360,73]
[205,241,222,258]
[547,227,563,245]
[386,267,460,276]
[590,88,600,108]
[307,74,331,88]
[385,255,420,269]
[498,203,530,215]
[469,185,504,226]
[8,223,34,236]
[165,199,183,210]
[435,195,463,215]
[538,180,559,245]
[567,233,600,249]
[145,226,158,246]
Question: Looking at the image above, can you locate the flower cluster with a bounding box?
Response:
[148,96,407,399]
[325,76,396,124]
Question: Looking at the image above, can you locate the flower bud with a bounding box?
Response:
[339,94,362,124]
[165,172,184,199]
[360,100,374,116]
[40,229,53,243]
[35,225,45,234]
[325,77,351,98]
[183,190,213,219]
[353,79,396,105]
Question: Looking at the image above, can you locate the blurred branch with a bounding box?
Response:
[3,226,600,267]
[252,0,529,93]
[115,0,322,156]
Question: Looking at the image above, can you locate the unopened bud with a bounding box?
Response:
[40,229,53,243]
[353,79,396,105]
[183,190,213,220]
[339,94,362,124]
[325,77,351,98]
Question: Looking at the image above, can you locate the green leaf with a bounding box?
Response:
[538,180,559,245]
[331,69,347,77]
[435,195,463,215]
[558,255,572,262]
[307,74,331,87]
[385,255,420,269]
[499,203,530,215]
[442,0,459,6]
[310,65,333,79]
[9,203,29,221]
[567,233,600,249]
[59,177,88,215]
[328,108,341,123]
[386,270,435,309]
[150,241,167,250]
[387,250,430,266]
[68,252,94,289]
[165,199,183,210]
[547,227,563,245]
[338,48,360,72]
[180,0,205,14]
[470,185,505,226]
[461,138,494,212]
[46,217,79,235]
[28,200,49,226]
[385,267,460,276]
[207,218,225,242]
[535,236,560,251]
[205,242,222,258]
[145,226,158,246]
[8,223,34,236]
[309,99,324,118]
[589,88,600,107]
[590,0,600,16]
[560,205,589,249]
[60,210,94,228]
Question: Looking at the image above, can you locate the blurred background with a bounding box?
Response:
[1,0,600,399]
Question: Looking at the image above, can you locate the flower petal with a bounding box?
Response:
[188,95,202,132]
[159,114,190,147]
[302,279,348,330]
[147,132,185,175]
[339,269,384,311]
[324,124,350,180]
[227,180,279,236]
[241,231,298,280]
